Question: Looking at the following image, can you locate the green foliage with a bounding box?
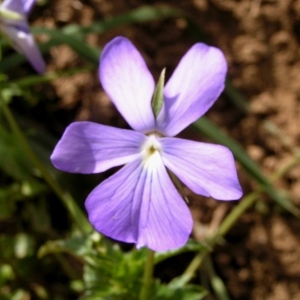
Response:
[0,126,34,179]
[151,278,208,300]
[37,235,210,299]
[151,68,166,119]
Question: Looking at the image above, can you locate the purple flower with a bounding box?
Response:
[51,37,242,252]
[0,0,45,73]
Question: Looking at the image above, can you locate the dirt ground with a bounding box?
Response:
[29,0,300,299]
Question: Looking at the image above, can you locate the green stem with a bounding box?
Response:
[0,100,92,235]
[140,249,155,300]
[204,255,231,300]
[181,152,300,283]
[177,251,204,285]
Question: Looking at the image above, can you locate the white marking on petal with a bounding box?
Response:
[140,134,163,168]
[17,30,26,39]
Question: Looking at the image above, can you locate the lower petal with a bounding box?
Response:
[85,155,193,252]
[86,160,143,243]
[161,138,243,200]
[137,153,193,251]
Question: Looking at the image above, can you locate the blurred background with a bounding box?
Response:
[1,0,300,299]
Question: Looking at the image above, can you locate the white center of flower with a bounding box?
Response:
[141,134,162,167]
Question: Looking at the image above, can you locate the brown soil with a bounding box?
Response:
[28,0,300,299]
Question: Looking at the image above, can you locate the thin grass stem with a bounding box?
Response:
[140,249,155,300]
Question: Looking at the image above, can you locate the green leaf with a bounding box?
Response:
[152,68,166,118]
[151,279,208,300]
[0,264,15,286]
[38,235,93,258]
[81,246,147,300]
[154,239,208,264]
[62,5,181,39]
[12,67,94,88]
[0,234,35,259]
[224,79,249,113]
[33,27,100,64]
[0,126,34,179]
[14,233,35,259]
[192,117,300,217]
[0,185,19,218]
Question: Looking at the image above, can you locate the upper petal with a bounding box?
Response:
[0,23,45,73]
[85,154,192,252]
[156,43,227,136]
[51,121,145,174]
[99,36,156,133]
[22,0,35,13]
[1,0,25,14]
[1,0,35,14]
[161,138,243,200]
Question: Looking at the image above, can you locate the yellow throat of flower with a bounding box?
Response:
[141,134,162,168]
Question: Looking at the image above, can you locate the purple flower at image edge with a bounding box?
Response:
[51,36,243,252]
[0,0,45,73]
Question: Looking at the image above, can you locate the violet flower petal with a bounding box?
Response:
[86,160,142,244]
[1,0,24,14]
[156,43,227,136]
[99,36,156,133]
[137,153,193,251]
[0,0,45,73]
[161,138,243,200]
[51,122,145,174]
[85,155,192,252]
[22,0,36,13]
[1,0,35,16]
[1,24,45,73]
